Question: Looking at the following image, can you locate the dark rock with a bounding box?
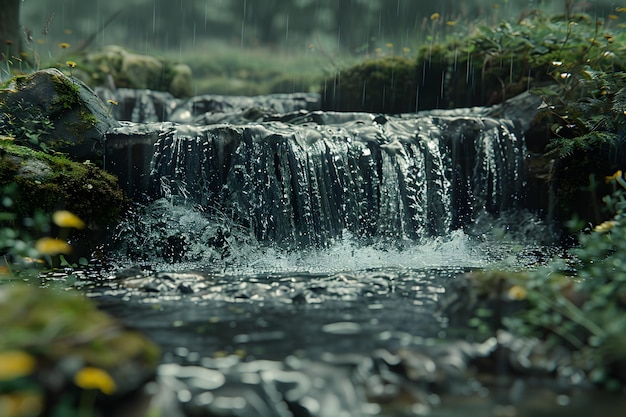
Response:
[95,87,321,124]
[0,68,119,161]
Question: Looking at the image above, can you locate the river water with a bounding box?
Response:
[46,211,592,417]
[47,89,625,416]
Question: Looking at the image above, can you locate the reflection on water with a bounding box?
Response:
[39,226,626,417]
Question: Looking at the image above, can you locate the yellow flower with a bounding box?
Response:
[0,265,11,277]
[594,220,617,233]
[608,14,619,20]
[66,61,77,68]
[35,237,72,256]
[430,13,440,21]
[59,42,70,49]
[605,170,623,183]
[107,99,119,106]
[616,7,626,13]
[402,47,411,54]
[74,367,117,395]
[0,392,43,417]
[386,42,393,49]
[0,351,36,381]
[446,21,457,26]
[52,210,85,229]
[507,285,527,301]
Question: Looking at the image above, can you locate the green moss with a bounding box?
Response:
[50,72,81,110]
[321,56,418,114]
[322,13,626,113]
[0,141,129,229]
[64,108,97,137]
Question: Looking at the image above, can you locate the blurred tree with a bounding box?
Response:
[0,0,23,61]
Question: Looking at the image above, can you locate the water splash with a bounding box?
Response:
[144,113,524,246]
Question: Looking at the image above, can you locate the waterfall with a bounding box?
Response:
[105,106,525,247]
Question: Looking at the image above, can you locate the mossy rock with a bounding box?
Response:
[82,45,193,97]
[0,68,119,162]
[0,283,160,414]
[0,141,129,231]
[320,42,548,114]
[320,56,419,114]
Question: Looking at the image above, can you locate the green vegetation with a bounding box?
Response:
[0,69,106,158]
[323,12,626,111]
[0,140,128,228]
[0,283,160,417]
[465,172,626,389]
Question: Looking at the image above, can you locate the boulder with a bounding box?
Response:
[84,45,193,97]
[0,140,129,232]
[0,68,119,162]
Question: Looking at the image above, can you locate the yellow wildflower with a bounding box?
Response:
[605,170,623,183]
[594,220,616,233]
[0,265,11,277]
[616,7,626,13]
[74,367,117,395]
[0,392,43,417]
[604,34,615,43]
[608,14,619,20]
[58,42,70,49]
[35,237,72,256]
[446,21,457,26]
[52,210,85,229]
[386,42,393,49]
[0,351,36,381]
[402,47,411,54]
[66,60,77,68]
[430,13,440,21]
[507,285,527,301]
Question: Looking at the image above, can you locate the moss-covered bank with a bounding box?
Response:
[321,12,626,228]
[0,141,128,230]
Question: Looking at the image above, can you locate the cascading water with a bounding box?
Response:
[85,89,575,417]
[104,91,526,249]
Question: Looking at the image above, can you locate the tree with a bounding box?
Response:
[0,0,24,74]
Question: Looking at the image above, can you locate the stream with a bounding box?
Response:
[46,89,624,416]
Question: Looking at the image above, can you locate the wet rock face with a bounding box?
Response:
[95,87,321,123]
[105,112,525,246]
[0,68,119,161]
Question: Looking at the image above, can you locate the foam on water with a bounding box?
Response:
[109,197,554,276]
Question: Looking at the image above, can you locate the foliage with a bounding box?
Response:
[0,283,160,417]
[468,172,626,389]
[0,99,56,153]
[324,10,626,112]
